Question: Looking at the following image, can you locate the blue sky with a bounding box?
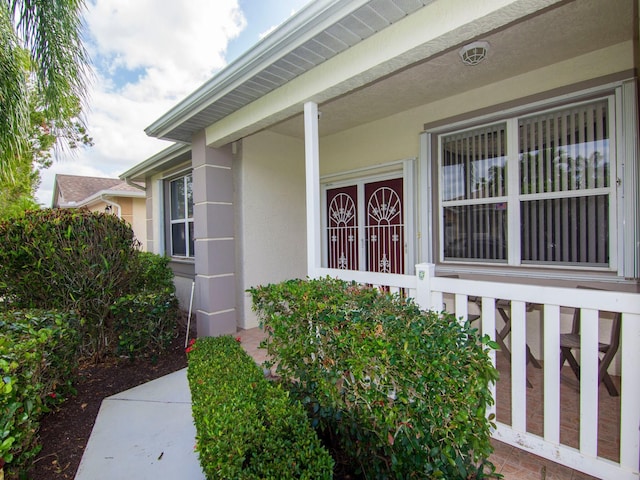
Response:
[37,0,311,205]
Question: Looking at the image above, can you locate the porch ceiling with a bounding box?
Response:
[268,0,634,138]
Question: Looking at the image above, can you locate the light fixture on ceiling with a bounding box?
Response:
[459,41,490,66]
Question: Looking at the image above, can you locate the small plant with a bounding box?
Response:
[187,336,334,479]
[250,277,500,480]
[0,309,79,479]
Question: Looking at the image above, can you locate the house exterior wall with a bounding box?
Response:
[113,196,147,251]
[236,130,307,329]
[223,39,635,336]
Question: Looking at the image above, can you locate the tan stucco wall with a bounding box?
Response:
[86,197,147,251]
[236,130,307,329]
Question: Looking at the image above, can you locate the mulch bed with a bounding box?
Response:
[28,324,191,480]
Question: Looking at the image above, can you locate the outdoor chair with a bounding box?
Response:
[559,292,621,397]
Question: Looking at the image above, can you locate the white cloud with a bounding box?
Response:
[36,0,247,205]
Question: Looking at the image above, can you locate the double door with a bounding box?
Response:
[325,177,405,274]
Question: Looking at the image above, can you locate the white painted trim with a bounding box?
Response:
[196,273,235,279]
[193,163,231,171]
[403,159,416,275]
[620,313,640,471]
[304,102,321,277]
[424,79,629,135]
[162,166,192,180]
[320,159,408,182]
[619,81,639,278]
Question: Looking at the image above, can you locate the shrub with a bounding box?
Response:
[249,277,500,480]
[111,290,179,359]
[187,336,334,480]
[130,251,176,294]
[0,310,80,479]
[0,208,140,359]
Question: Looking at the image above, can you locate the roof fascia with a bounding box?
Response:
[120,143,192,181]
[144,0,370,140]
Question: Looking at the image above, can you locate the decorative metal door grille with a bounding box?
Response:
[327,186,358,270]
[326,178,405,273]
[365,179,404,274]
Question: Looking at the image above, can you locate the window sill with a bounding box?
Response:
[435,263,639,292]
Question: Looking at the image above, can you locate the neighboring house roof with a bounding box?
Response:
[52,174,145,208]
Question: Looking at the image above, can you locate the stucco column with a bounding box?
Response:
[192,131,236,336]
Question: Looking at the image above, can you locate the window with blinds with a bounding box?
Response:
[439,98,613,268]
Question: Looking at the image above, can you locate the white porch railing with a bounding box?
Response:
[314,264,640,480]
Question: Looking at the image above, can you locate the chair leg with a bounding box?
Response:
[561,347,581,380]
[526,345,542,369]
[598,360,619,397]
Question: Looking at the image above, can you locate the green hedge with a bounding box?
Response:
[130,251,176,294]
[0,209,139,359]
[0,310,80,479]
[250,277,500,480]
[0,209,180,360]
[111,290,179,359]
[187,336,334,480]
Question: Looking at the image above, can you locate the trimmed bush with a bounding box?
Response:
[130,251,176,294]
[0,310,80,479]
[111,290,179,359]
[249,277,500,480]
[187,336,334,480]
[0,208,140,359]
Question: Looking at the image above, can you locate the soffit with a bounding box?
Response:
[269,0,634,138]
[148,0,435,143]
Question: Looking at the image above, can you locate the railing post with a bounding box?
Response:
[415,263,435,311]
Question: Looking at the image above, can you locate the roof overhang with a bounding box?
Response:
[145,0,634,149]
[144,0,437,143]
[120,143,192,181]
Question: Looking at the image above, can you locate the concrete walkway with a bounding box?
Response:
[74,369,205,480]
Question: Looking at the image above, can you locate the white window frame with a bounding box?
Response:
[168,172,194,258]
[424,82,637,277]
